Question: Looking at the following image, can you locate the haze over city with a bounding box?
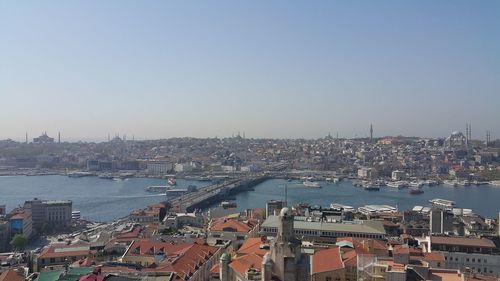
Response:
[1,1,499,141]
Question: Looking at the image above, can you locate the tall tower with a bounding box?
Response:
[219,253,230,281]
[370,124,373,143]
[58,132,61,143]
[25,132,28,144]
[271,207,301,281]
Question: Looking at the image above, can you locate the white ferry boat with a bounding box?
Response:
[387,181,407,189]
[410,181,424,188]
[303,181,321,188]
[168,178,177,186]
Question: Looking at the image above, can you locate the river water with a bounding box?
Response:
[0,176,499,221]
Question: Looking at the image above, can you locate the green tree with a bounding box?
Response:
[10,234,27,251]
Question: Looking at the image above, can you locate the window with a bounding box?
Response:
[437,262,441,267]
[466,258,469,262]
[472,258,475,262]
[326,277,332,281]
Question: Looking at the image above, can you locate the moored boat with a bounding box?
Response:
[168,178,177,186]
[303,181,321,188]
[409,188,424,195]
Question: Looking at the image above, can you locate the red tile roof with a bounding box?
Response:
[423,252,445,262]
[237,237,269,257]
[0,269,24,281]
[337,237,388,251]
[430,236,496,248]
[312,247,344,274]
[229,253,263,276]
[210,218,253,233]
[124,239,218,280]
[10,211,28,220]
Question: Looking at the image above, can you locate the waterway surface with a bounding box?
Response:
[1,176,499,221]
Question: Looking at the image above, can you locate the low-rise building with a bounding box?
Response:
[121,239,221,281]
[208,218,259,249]
[162,212,204,229]
[261,216,386,242]
[37,243,95,270]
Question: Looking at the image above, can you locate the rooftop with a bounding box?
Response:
[262,215,386,235]
[312,247,344,274]
[430,236,496,248]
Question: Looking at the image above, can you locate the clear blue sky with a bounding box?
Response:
[1,1,499,141]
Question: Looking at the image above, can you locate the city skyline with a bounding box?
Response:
[1,1,499,140]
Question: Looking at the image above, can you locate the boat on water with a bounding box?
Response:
[98,174,114,180]
[426,180,438,186]
[145,185,167,193]
[410,181,424,188]
[325,177,340,183]
[489,180,500,186]
[362,181,381,191]
[71,210,81,220]
[168,178,177,186]
[387,181,407,189]
[220,201,237,209]
[363,182,380,191]
[68,171,94,178]
[409,188,424,195]
[443,180,458,187]
[303,181,321,188]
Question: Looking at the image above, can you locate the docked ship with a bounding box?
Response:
[409,188,424,195]
[426,180,438,186]
[325,177,340,183]
[165,185,197,199]
[443,180,458,187]
[409,181,424,188]
[167,178,177,186]
[71,210,81,220]
[145,185,167,193]
[303,181,321,188]
[98,174,114,180]
[386,181,407,189]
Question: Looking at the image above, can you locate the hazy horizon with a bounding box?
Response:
[1,1,499,140]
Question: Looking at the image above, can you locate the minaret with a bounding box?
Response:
[25,132,28,144]
[219,253,230,281]
[261,253,273,281]
[58,132,61,143]
[108,133,110,142]
[370,124,373,143]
